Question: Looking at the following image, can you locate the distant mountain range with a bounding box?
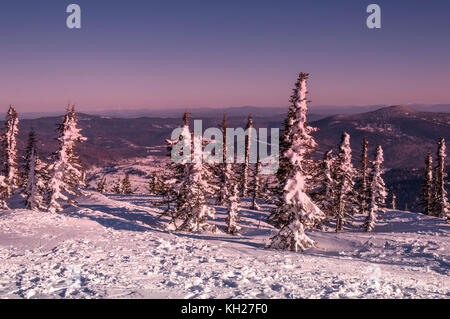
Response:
[6,104,449,212]
[310,104,450,116]
[8,103,449,120]
[313,105,450,168]
[9,105,449,169]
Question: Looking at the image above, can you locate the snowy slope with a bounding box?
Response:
[0,191,449,299]
[87,156,168,194]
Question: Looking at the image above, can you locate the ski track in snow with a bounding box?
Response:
[0,191,449,299]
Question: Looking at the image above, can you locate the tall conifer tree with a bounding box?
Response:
[46,106,87,212]
[332,132,356,232]
[269,73,319,228]
[241,116,254,197]
[216,114,229,205]
[420,151,434,215]
[23,130,48,211]
[364,145,387,232]
[357,137,370,215]
[432,138,449,219]
[2,105,19,196]
[268,73,324,252]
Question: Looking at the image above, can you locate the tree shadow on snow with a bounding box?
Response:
[63,203,165,233]
[172,231,266,250]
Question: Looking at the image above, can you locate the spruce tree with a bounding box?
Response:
[169,114,216,232]
[332,132,356,232]
[275,84,300,192]
[268,73,324,252]
[224,163,241,234]
[390,191,397,210]
[269,73,319,228]
[250,155,262,210]
[163,112,191,214]
[121,173,133,195]
[226,183,241,234]
[240,116,254,197]
[23,130,48,211]
[432,138,449,219]
[174,134,216,232]
[420,151,434,215]
[111,179,122,194]
[2,105,19,196]
[153,173,162,194]
[0,176,9,209]
[216,114,229,205]
[148,172,162,195]
[311,148,335,218]
[46,106,87,212]
[80,168,87,188]
[96,176,107,193]
[364,145,387,232]
[357,137,370,215]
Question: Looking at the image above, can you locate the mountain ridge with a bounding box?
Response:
[2,105,448,169]
[4,103,449,120]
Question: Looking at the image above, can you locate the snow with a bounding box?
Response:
[0,191,449,299]
[87,155,168,194]
[355,123,404,137]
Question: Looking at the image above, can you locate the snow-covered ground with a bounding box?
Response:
[0,191,449,299]
[87,155,167,194]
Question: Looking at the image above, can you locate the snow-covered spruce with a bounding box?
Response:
[390,191,397,210]
[147,172,163,195]
[216,114,229,206]
[432,138,449,219]
[269,73,319,228]
[364,145,387,232]
[275,79,303,194]
[1,105,19,196]
[80,168,88,188]
[46,106,87,212]
[168,115,216,232]
[250,155,262,210]
[240,116,254,198]
[357,137,370,216]
[332,132,357,232]
[271,78,307,224]
[23,130,48,211]
[268,73,325,252]
[225,164,241,234]
[0,175,9,209]
[420,151,434,215]
[111,179,122,194]
[312,148,335,218]
[96,176,107,193]
[273,104,296,206]
[162,112,191,214]
[121,173,133,195]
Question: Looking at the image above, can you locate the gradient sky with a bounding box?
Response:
[1,0,450,112]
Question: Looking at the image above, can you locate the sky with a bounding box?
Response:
[1,0,450,113]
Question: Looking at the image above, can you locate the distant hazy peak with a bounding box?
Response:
[370,105,420,114]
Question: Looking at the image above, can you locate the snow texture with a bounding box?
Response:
[0,191,449,299]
